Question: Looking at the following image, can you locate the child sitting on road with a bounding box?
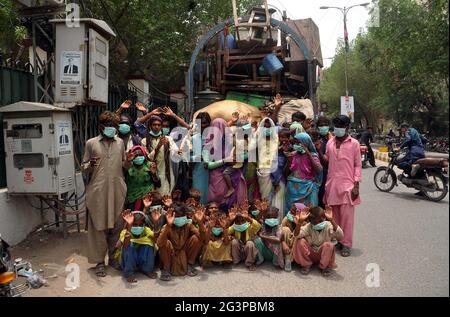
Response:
[254,207,291,271]
[116,210,157,283]
[292,206,343,277]
[227,204,262,271]
[201,212,233,269]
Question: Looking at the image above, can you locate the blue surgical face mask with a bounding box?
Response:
[162,127,170,136]
[263,127,272,137]
[312,221,327,231]
[211,227,223,236]
[318,126,330,136]
[242,123,252,131]
[293,144,306,154]
[133,156,145,166]
[130,226,144,236]
[251,210,260,217]
[233,222,250,233]
[118,124,131,135]
[286,213,295,223]
[334,128,347,138]
[264,218,279,227]
[103,127,117,138]
[173,216,188,228]
[150,130,162,137]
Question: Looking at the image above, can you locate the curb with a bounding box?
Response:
[374,150,390,163]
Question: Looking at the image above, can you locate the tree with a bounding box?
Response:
[318,0,449,136]
[81,0,262,91]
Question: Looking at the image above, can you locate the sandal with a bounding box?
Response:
[94,263,107,277]
[143,271,158,279]
[341,246,351,257]
[248,264,257,271]
[126,275,138,283]
[300,267,310,275]
[160,270,172,282]
[187,264,198,277]
[322,268,332,277]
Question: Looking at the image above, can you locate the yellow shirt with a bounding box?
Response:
[228,219,261,242]
[119,227,155,247]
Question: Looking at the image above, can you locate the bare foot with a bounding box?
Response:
[143,271,158,279]
[127,275,138,283]
[224,188,235,198]
[248,264,256,271]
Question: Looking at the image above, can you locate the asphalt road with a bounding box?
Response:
[18,160,449,297]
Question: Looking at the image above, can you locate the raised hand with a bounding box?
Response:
[120,100,132,109]
[151,209,161,224]
[324,206,333,221]
[228,207,237,222]
[241,200,250,212]
[303,118,314,130]
[254,199,262,211]
[231,112,240,124]
[122,209,134,226]
[295,208,310,225]
[135,102,147,113]
[166,208,175,226]
[143,193,153,208]
[162,195,173,208]
[193,206,206,224]
[162,106,175,117]
[273,93,283,107]
[260,199,270,212]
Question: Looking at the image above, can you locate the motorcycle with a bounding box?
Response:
[373,144,449,202]
[360,144,369,168]
[0,235,29,297]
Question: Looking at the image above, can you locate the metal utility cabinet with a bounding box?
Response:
[0,102,75,198]
[50,18,116,107]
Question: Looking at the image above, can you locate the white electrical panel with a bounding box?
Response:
[0,102,75,197]
[50,18,116,107]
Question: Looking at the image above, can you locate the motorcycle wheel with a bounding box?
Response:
[421,172,449,202]
[374,167,396,192]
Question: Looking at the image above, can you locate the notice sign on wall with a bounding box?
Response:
[341,96,355,123]
[60,51,82,85]
[57,121,72,156]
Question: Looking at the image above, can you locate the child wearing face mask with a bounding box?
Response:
[254,207,291,271]
[156,202,206,281]
[281,203,306,258]
[201,213,233,269]
[115,210,157,283]
[124,146,161,211]
[292,206,343,277]
[227,207,261,271]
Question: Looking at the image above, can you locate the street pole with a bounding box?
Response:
[344,9,349,97]
[320,3,370,98]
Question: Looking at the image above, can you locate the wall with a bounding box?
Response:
[0,173,85,246]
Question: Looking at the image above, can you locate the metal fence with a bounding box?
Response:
[0,65,41,187]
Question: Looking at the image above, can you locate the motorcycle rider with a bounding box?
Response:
[360,126,376,167]
[397,123,426,177]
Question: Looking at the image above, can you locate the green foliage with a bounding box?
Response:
[82,0,262,90]
[318,0,449,136]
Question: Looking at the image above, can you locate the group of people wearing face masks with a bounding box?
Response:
[80,97,362,283]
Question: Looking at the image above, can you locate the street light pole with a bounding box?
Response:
[320,3,370,97]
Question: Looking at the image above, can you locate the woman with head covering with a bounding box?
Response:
[254,117,282,219]
[203,118,247,207]
[191,112,212,204]
[398,125,426,176]
[285,132,323,211]
[140,115,181,196]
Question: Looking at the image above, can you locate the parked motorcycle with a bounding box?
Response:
[0,235,28,297]
[360,145,369,168]
[373,146,449,202]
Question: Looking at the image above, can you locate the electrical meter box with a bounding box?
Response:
[50,18,116,107]
[0,102,75,197]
